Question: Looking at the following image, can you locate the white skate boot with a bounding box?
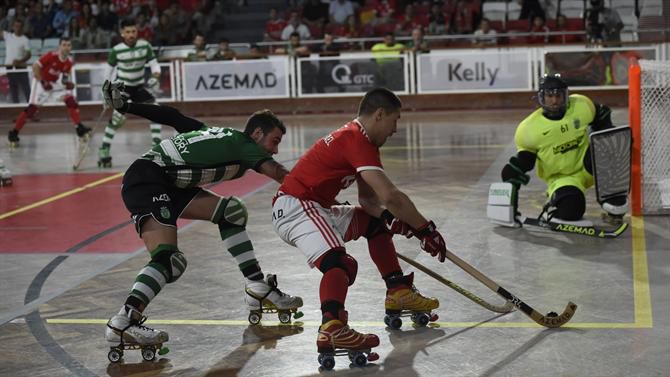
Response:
[245,274,304,324]
[0,164,12,187]
[105,306,169,363]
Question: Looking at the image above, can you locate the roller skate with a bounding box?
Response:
[105,306,169,363]
[76,123,92,143]
[384,272,439,329]
[317,317,380,370]
[0,166,12,187]
[8,129,19,149]
[98,147,112,168]
[245,274,304,324]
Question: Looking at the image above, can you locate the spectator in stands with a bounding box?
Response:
[371,32,405,90]
[451,0,475,34]
[314,32,340,92]
[136,12,153,42]
[428,2,448,35]
[186,33,208,61]
[64,16,85,48]
[192,0,221,39]
[1,19,31,104]
[517,0,545,21]
[275,31,310,57]
[599,0,623,44]
[359,0,378,26]
[83,17,110,49]
[406,26,429,53]
[316,31,341,56]
[0,6,9,32]
[329,0,355,26]
[209,38,236,61]
[53,0,78,36]
[153,12,177,46]
[165,1,192,44]
[97,1,120,33]
[28,2,53,39]
[264,7,286,41]
[303,0,329,31]
[78,2,93,29]
[552,14,581,44]
[376,0,396,24]
[395,4,418,36]
[528,15,550,44]
[472,17,497,47]
[244,44,267,59]
[280,10,311,41]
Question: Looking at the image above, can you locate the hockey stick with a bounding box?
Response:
[520,216,628,239]
[72,106,109,171]
[444,248,577,328]
[396,252,514,314]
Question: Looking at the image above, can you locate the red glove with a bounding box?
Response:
[64,81,75,90]
[415,221,447,262]
[381,209,414,238]
[41,80,53,91]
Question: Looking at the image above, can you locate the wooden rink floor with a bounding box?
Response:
[0,108,669,377]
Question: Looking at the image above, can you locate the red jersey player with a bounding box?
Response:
[272,87,447,369]
[8,37,91,147]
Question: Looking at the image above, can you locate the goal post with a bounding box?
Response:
[628,60,670,215]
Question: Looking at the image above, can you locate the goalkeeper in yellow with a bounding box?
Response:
[488,74,629,227]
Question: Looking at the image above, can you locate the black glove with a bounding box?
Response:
[102,80,129,113]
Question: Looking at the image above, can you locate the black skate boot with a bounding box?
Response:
[76,123,92,142]
[8,129,19,148]
[98,147,112,168]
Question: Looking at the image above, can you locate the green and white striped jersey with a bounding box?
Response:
[141,127,273,188]
[108,39,156,87]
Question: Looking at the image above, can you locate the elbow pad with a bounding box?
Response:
[501,151,536,187]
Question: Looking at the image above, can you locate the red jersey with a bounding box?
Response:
[279,120,383,208]
[37,51,73,83]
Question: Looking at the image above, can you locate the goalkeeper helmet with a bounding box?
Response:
[538,74,569,119]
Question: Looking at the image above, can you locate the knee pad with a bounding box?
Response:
[64,95,78,109]
[150,244,187,283]
[25,104,38,117]
[111,110,126,128]
[317,249,358,286]
[550,186,586,221]
[213,196,248,228]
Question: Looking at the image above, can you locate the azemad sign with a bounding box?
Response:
[182,59,290,100]
[417,50,532,93]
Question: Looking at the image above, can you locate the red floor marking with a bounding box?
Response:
[0,172,272,253]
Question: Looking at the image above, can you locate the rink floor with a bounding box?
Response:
[0,108,669,377]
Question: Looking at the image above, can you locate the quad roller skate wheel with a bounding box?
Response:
[248,311,262,325]
[348,352,367,367]
[278,311,291,324]
[384,314,402,329]
[141,347,156,361]
[412,313,431,327]
[318,354,335,370]
[108,348,123,363]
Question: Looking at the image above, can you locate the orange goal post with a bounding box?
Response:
[628,60,670,216]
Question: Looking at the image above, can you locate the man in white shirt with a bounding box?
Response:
[329,0,355,25]
[280,10,311,41]
[1,19,32,103]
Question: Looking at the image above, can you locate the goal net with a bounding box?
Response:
[629,60,670,215]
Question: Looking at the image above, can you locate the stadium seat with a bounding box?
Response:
[482,2,507,21]
[560,0,585,18]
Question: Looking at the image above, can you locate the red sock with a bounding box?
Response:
[319,268,348,305]
[15,111,28,131]
[368,232,402,277]
[67,107,80,124]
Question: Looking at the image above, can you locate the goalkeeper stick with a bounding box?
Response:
[397,252,514,314]
[72,106,109,171]
[445,249,577,328]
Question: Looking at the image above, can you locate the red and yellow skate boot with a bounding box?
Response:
[316,319,380,370]
[384,272,439,329]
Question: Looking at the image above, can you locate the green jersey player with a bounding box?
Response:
[100,81,303,360]
[98,17,163,168]
[499,74,627,224]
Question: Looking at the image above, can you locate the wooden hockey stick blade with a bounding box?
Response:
[445,249,578,328]
[72,107,109,171]
[521,217,629,238]
[396,252,514,313]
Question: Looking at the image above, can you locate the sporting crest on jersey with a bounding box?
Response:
[573,119,581,129]
[160,206,171,219]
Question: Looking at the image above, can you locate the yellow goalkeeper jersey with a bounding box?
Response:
[514,94,597,194]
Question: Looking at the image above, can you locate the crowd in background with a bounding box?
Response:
[0,0,625,54]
